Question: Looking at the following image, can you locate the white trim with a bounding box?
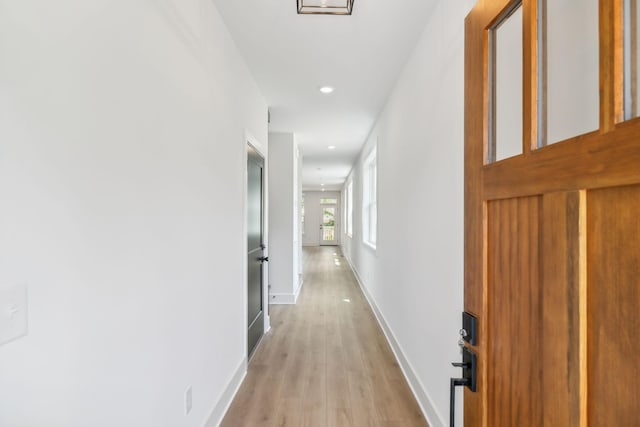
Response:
[295,279,303,301]
[269,279,303,305]
[343,256,446,427]
[203,358,247,427]
[244,130,270,348]
[242,142,249,361]
[346,180,354,237]
[362,146,377,248]
[269,293,296,305]
[363,240,377,251]
[246,130,266,156]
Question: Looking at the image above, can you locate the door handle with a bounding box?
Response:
[449,346,477,427]
[259,256,269,262]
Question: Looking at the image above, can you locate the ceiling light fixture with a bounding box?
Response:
[319,86,334,94]
[297,0,354,15]
[328,145,336,150]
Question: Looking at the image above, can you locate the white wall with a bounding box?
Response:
[302,191,341,247]
[0,1,267,426]
[341,2,475,426]
[267,133,301,304]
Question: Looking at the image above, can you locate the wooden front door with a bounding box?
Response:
[465,1,640,425]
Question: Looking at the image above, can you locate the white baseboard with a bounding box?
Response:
[269,279,304,305]
[264,314,271,334]
[293,279,303,302]
[269,293,296,304]
[343,257,446,427]
[204,358,247,427]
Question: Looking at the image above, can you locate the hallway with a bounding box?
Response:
[221,246,427,426]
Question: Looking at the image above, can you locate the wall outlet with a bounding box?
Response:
[0,284,28,346]
[185,386,193,415]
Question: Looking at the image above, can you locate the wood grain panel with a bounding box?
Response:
[587,185,640,426]
[612,0,625,124]
[482,123,640,200]
[541,191,586,427]
[487,196,542,426]
[464,0,490,322]
[464,1,490,422]
[600,0,616,132]
[523,0,537,154]
[525,0,540,152]
[599,0,625,128]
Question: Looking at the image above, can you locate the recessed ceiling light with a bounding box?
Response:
[321,183,325,186]
[328,145,336,150]
[319,86,334,94]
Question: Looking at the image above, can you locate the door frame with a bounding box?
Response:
[243,131,270,362]
[301,191,341,246]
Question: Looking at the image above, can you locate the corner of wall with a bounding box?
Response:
[269,276,303,305]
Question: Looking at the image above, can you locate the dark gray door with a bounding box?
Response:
[247,145,265,358]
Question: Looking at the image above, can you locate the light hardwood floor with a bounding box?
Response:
[221,246,428,426]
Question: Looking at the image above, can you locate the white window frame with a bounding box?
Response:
[342,190,347,236]
[346,180,353,238]
[362,147,377,249]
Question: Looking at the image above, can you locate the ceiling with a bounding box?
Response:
[212,0,437,191]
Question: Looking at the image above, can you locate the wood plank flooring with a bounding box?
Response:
[221,246,428,427]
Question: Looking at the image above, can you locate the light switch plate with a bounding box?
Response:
[0,284,28,346]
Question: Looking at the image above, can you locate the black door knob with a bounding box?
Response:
[259,256,269,262]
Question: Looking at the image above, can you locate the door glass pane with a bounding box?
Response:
[322,207,336,242]
[625,0,640,119]
[491,4,523,163]
[540,0,599,145]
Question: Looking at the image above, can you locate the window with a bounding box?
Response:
[362,148,377,248]
[538,0,599,146]
[346,180,353,237]
[489,3,523,162]
[320,198,338,204]
[342,190,347,236]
